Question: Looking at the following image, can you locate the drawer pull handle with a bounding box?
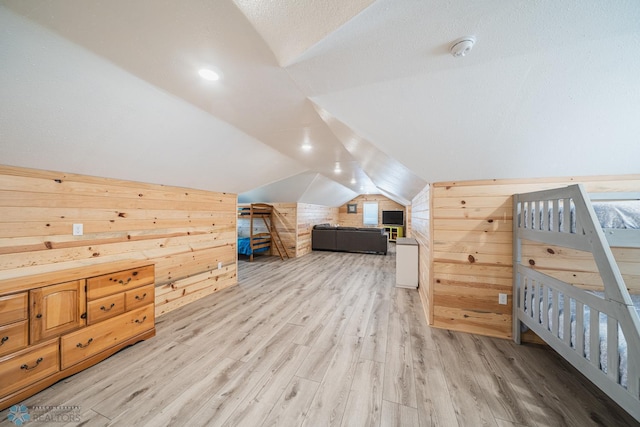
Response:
[119,278,132,285]
[135,316,147,324]
[100,303,116,311]
[135,293,147,301]
[36,313,43,319]
[0,336,8,346]
[21,358,43,370]
[77,338,93,348]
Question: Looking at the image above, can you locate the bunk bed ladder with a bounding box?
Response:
[261,213,290,261]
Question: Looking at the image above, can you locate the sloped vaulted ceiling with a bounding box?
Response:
[1,1,639,207]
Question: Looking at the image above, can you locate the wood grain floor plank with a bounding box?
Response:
[406,291,458,427]
[222,343,311,427]
[383,289,417,408]
[457,332,534,425]
[360,293,391,363]
[434,329,498,427]
[131,357,243,426]
[303,334,362,426]
[183,323,304,426]
[340,359,384,427]
[295,301,356,383]
[260,376,320,427]
[380,399,420,427]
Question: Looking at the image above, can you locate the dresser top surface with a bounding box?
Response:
[0,259,155,295]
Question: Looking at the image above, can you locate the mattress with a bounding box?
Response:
[592,201,640,229]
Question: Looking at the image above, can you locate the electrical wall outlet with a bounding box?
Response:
[498,293,507,305]
[218,262,222,270]
[73,224,83,236]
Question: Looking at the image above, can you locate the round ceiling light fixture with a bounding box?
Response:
[198,68,221,81]
[450,36,476,57]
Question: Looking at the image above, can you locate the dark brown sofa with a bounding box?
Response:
[312,225,387,255]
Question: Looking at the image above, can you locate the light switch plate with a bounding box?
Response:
[73,224,83,236]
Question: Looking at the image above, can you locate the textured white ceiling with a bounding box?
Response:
[232,0,373,67]
[1,1,639,207]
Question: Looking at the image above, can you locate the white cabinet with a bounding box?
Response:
[396,238,418,288]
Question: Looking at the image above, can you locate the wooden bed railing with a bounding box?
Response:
[513,184,640,422]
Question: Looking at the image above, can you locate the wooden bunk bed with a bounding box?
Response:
[237,203,290,261]
[513,184,640,422]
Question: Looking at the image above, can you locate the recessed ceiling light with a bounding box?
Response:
[301,143,312,152]
[350,178,356,184]
[334,162,342,174]
[198,68,221,81]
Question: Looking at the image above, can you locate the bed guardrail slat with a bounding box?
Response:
[551,199,559,232]
[552,288,559,338]
[629,357,639,398]
[562,198,571,233]
[542,200,549,231]
[519,274,526,317]
[532,281,538,323]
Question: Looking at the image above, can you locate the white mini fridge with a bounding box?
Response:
[396,237,418,288]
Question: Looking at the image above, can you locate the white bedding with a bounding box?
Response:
[592,201,640,229]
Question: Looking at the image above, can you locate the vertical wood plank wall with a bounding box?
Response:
[417,174,640,340]
[410,184,431,323]
[297,203,339,257]
[338,194,405,227]
[0,165,237,317]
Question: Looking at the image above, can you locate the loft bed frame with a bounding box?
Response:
[513,184,640,422]
[237,203,289,261]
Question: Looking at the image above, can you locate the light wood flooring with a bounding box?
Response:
[1,247,638,426]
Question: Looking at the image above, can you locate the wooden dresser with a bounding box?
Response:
[0,260,155,410]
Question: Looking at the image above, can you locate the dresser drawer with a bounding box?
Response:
[0,339,59,397]
[0,320,28,357]
[87,293,126,325]
[61,304,154,369]
[125,284,155,311]
[0,293,28,326]
[86,265,154,300]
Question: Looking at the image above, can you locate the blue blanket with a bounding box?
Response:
[238,237,269,256]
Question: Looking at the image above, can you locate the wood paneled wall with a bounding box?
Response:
[0,165,237,317]
[297,203,339,257]
[338,195,406,228]
[419,174,640,340]
[410,184,431,323]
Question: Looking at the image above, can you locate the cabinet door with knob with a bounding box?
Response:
[30,280,86,344]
